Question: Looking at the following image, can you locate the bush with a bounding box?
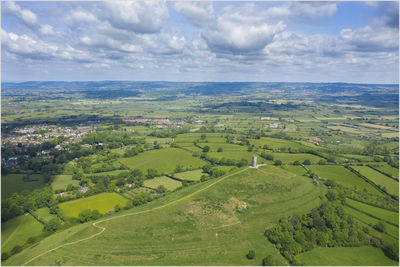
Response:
[382,242,399,261]
[262,255,279,266]
[11,245,22,255]
[217,147,223,152]
[246,250,255,259]
[202,146,210,153]
[1,252,9,261]
[303,160,311,165]
[200,175,209,182]
[274,160,282,166]
[293,161,300,166]
[373,221,386,233]
[43,217,62,232]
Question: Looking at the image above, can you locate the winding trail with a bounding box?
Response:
[22,167,249,266]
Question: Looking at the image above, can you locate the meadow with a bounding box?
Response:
[35,207,58,223]
[51,175,79,191]
[1,174,46,199]
[173,169,205,181]
[143,176,182,191]
[58,193,130,217]
[346,198,398,226]
[119,148,207,174]
[5,166,326,265]
[308,165,382,194]
[351,166,399,196]
[1,214,43,254]
[374,164,399,178]
[271,152,323,163]
[295,246,397,266]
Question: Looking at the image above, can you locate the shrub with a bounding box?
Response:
[303,160,311,165]
[373,221,386,233]
[262,255,279,266]
[382,242,399,261]
[11,245,22,255]
[43,217,62,232]
[293,161,300,166]
[274,160,282,166]
[217,147,223,152]
[1,252,9,261]
[246,250,255,259]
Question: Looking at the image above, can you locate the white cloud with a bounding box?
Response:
[101,1,168,34]
[172,2,214,27]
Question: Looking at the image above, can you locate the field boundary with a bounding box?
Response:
[21,167,249,266]
[345,202,398,228]
[366,164,399,182]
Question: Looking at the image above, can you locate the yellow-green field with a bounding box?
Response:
[58,193,130,217]
[143,176,182,191]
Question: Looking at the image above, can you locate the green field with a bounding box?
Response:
[374,164,399,178]
[6,166,326,265]
[51,175,79,191]
[143,176,182,191]
[174,169,205,181]
[271,152,323,163]
[208,150,256,161]
[2,174,46,199]
[1,214,43,254]
[344,205,399,238]
[351,166,399,196]
[250,137,307,150]
[58,193,130,217]
[35,207,58,223]
[119,148,207,174]
[308,165,382,194]
[346,198,398,226]
[295,246,398,266]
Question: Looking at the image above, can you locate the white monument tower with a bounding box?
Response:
[252,155,257,168]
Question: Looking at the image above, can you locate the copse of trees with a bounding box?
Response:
[265,199,370,264]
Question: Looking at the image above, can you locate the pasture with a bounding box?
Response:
[119,148,207,174]
[351,166,399,196]
[6,166,326,266]
[282,165,307,176]
[51,175,79,191]
[374,164,399,178]
[295,246,397,266]
[143,176,182,191]
[174,169,205,181]
[308,165,382,195]
[271,152,323,163]
[346,198,398,226]
[35,207,58,223]
[1,214,43,254]
[250,137,306,150]
[1,174,46,199]
[58,193,130,217]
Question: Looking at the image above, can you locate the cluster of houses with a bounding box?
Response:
[123,118,185,126]
[2,125,92,148]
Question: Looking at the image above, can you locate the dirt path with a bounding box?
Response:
[22,167,249,266]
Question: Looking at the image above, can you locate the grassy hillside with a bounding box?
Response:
[5,166,326,265]
[295,246,398,266]
[1,214,43,254]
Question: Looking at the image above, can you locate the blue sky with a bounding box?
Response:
[1,1,399,83]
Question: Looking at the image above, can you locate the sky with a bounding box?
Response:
[1,1,399,83]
